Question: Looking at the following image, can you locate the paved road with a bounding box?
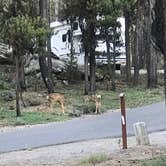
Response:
[0,102,165,153]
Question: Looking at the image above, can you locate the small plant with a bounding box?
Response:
[80,153,108,166]
[0,78,11,90]
[142,156,166,166]
[64,57,82,83]
[0,91,15,102]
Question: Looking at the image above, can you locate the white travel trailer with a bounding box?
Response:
[50,21,84,65]
[50,17,125,66]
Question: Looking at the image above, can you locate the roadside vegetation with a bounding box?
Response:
[77,150,166,166]
[0,84,163,127]
[142,156,166,166]
[80,153,108,166]
[0,65,164,127]
[0,108,69,127]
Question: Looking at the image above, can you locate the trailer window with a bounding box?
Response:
[62,34,67,42]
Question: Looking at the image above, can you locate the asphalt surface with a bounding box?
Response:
[0,102,165,153]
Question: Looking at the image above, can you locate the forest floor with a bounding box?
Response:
[0,130,166,166]
[0,81,164,127]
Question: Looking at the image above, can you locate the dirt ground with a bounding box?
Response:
[0,128,166,166]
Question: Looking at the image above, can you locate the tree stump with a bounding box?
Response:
[133,122,150,145]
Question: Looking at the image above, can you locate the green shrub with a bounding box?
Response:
[80,153,108,166]
[0,80,10,90]
[0,91,15,101]
[23,93,46,106]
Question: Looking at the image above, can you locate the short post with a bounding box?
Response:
[120,93,127,149]
[133,122,150,145]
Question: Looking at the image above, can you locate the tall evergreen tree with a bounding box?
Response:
[39,0,54,94]
[144,0,158,88]
[97,0,122,90]
[152,0,166,100]
[60,0,99,94]
[120,0,135,83]
[0,0,49,116]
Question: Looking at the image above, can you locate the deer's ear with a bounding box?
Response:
[46,96,49,100]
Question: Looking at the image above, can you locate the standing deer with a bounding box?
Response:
[47,93,65,114]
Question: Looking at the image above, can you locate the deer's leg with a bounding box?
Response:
[60,101,65,114]
[98,102,101,114]
[20,91,26,107]
[48,99,51,107]
[95,103,98,114]
[48,100,53,110]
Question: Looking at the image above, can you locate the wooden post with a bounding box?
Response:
[120,93,127,149]
[133,122,150,145]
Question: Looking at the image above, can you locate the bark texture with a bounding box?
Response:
[152,0,166,100]
[39,0,54,93]
[124,10,131,83]
[145,0,157,88]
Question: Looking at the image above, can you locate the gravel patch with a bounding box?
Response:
[0,131,166,166]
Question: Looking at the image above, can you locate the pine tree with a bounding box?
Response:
[0,0,49,116]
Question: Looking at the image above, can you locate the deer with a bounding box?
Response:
[46,93,65,114]
[84,94,102,114]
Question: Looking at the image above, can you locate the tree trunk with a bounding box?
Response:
[89,44,96,92]
[89,21,96,93]
[106,33,111,90]
[39,53,53,93]
[15,54,21,117]
[39,0,47,17]
[46,0,54,93]
[145,0,158,88]
[70,19,74,64]
[19,55,26,107]
[39,0,54,93]
[68,18,75,83]
[146,45,158,88]
[124,10,131,83]
[133,30,139,86]
[111,26,116,91]
[84,49,89,95]
[90,49,96,92]
[163,0,166,103]
[133,2,141,86]
[164,53,166,104]
[79,19,90,95]
[152,0,166,100]
[19,56,26,90]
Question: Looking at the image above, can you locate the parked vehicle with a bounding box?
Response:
[51,18,126,66]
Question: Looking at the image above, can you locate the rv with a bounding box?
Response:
[50,21,84,64]
[50,17,126,67]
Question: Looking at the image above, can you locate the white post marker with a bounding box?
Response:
[121,116,125,125]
